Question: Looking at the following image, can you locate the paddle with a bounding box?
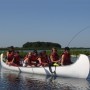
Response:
[48,62,59,75]
[53,63,59,75]
[48,63,53,73]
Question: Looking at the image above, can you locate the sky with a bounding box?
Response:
[0,0,90,48]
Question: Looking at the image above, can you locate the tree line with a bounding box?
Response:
[22,41,61,49]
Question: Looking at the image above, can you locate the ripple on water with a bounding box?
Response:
[0,67,90,90]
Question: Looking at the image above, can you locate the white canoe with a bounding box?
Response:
[0,53,90,79]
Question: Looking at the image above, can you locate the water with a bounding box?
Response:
[0,57,90,90]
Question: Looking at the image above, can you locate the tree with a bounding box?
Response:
[22,41,61,49]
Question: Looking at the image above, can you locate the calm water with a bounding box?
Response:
[0,57,90,90]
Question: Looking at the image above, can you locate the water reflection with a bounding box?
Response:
[21,73,90,90]
[0,68,90,90]
[0,69,21,90]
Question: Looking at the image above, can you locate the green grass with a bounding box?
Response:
[0,48,90,57]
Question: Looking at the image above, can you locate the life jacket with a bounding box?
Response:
[62,52,72,65]
[50,53,59,61]
[31,55,38,61]
[29,55,39,66]
[7,53,14,62]
[41,55,49,63]
[13,54,20,65]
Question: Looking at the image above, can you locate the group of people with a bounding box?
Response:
[5,46,72,67]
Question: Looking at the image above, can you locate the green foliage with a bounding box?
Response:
[19,51,27,58]
[22,41,61,49]
[70,49,90,56]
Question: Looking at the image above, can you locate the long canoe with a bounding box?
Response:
[0,53,90,79]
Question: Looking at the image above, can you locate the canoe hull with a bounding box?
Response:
[0,54,90,79]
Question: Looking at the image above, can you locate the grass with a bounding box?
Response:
[0,48,90,57]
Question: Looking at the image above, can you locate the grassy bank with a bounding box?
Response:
[0,48,90,57]
[22,48,90,57]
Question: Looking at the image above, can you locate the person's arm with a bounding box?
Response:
[37,57,42,64]
[50,55,54,62]
[61,55,64,66]
[6,51,9,57]
[11,56,15,63]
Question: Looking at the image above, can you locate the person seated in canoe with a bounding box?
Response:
[6,46,15,58]
[37,50,49,67]
[6,50,17,66]
[23,50,40,67]
[49,47,60,66]
[23,52,32,67]
[13,51,21,66]
[60,47,72,65]
[30,50,40,67]
[5,46,15,61]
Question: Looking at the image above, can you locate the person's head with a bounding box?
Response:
[15,51,19,55]
[11,51,14,55]
[42,50,46,55]
[10,46,14,49]
[64,47,70,51]
[38,52,42,57]
[41,50,47,57]
[33,50,38,56]
[28,52,32,57]
[8,46,14,52]
[51,47,57,53]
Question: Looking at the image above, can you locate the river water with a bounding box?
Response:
[0,57,90,90]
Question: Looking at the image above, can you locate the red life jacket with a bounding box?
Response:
[63,52,72,65]
[50,53,59,61]
[13,54,20,65]
[29,55,39,65]
[7,53,14,62]
[31,55,38,61]
[41,55,48,63]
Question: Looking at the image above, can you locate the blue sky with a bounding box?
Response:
[0,0,90,48]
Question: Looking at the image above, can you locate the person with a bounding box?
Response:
[23,50,40,67]
[6,46,15,57]
[6,50,17,66]
[60,47,72,65]
[31,50,40,67]
[23,52,32,67]
[49,47,60,65]
[37,50,49,67]
[13,51,21,66]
